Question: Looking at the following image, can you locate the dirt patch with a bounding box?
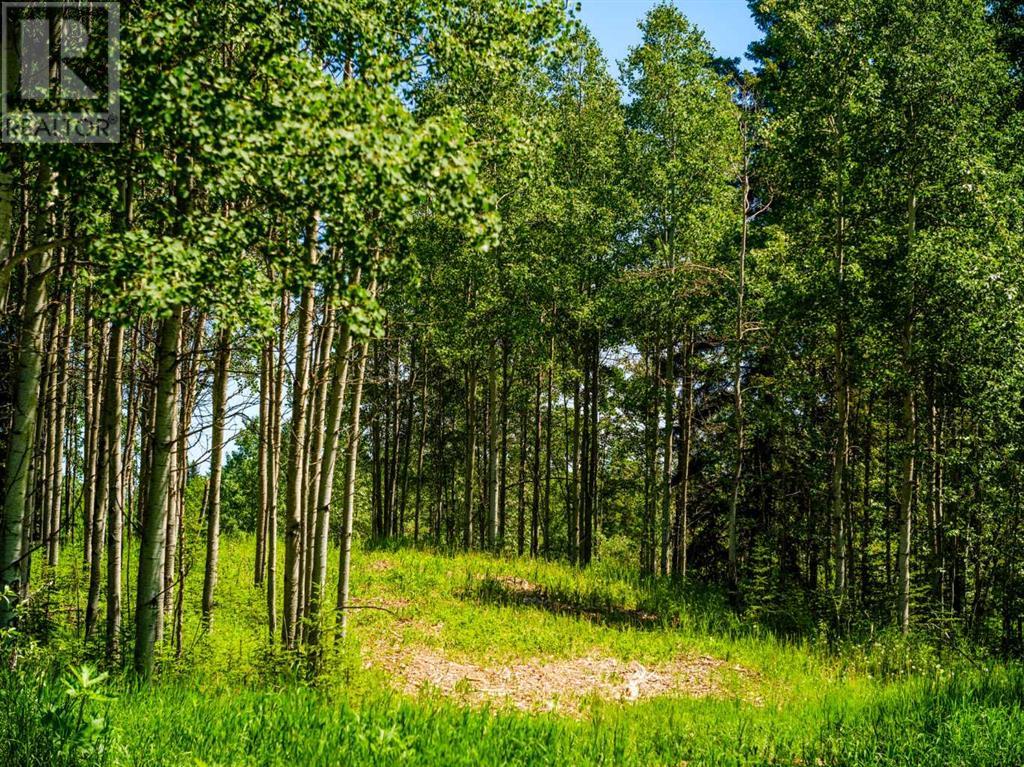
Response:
[487,574,540,592]
[368,642,736,715]
[366,559,395,573]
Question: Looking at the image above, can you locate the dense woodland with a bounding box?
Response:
[2,0,1024,688]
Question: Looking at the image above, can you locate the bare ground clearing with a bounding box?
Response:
[367,640,753,715]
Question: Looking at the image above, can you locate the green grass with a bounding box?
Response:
[4,535,1024,766]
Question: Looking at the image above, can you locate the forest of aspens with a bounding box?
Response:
[2,0,1024,765]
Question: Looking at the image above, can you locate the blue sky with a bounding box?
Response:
[576,0,760,75]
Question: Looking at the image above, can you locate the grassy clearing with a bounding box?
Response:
[4,535,1024,766]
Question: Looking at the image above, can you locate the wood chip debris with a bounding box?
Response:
[368,643,736,715]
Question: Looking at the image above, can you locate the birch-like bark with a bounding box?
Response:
[463,365,477,550]
[336,337,371,639]
[41,291,60,570]
[543,339,553,558]
[660,337,674,576]
[728,159,750,596]
[570,375,581,566]
[487,344,500,550]
[674,333,694,581]
[82,292,97,567]
[531,371,541,557]
[414,366,428,544]
[283,220,317,647]
[254,342,270,586]
[897,190,918,634]
[498,342,509,547]
[308,293,356,644]
[0,164,55,625]
[303,304,335,622]
[201,329,232,627]
[134,307,182,676]
[267,289,288,642]
[48,274,74,567]
[103,324,125,659]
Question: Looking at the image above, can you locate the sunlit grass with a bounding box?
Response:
[5,534,1024,766]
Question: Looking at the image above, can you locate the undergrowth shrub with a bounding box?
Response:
[591,533,635,583]
[0,655,114,766]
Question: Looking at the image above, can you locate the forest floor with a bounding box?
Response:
[5,536,1024,766]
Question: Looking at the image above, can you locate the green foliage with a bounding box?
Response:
[6,0,1024,761]
[220,421,260,534]
[591,532,636,583]
[0,662,113,766]
[6,536,1024,766]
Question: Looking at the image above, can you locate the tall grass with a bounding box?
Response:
[3,536,1022,766]
[6,661,1023,766]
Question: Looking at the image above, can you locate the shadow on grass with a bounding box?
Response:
[460,574,666,631]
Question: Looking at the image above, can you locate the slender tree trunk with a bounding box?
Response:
[517,401,527,557]
[48,280,73,567]
[463,365,477,550]
[82,291,98,568]
[414,364,428,544]
[880,398,890,589]
[121,330,138,595]
[673,334,694,581]
[301,303,334,627]
[544,338,553,558]
[487,344,500,550]
[833,378,850,598]
[337,337,371,639]
[570,374,581,566]
[397,346,416,539]
[23,400,42,600]
[308,295,356,644]
[86,322,111,639]
[103,324,125,659]
[643,347,654,574]
[579,355,592,567]
[563,388,574,565]
[103,149,135,657]
[897,332,916,634]
[41,293,60,569]
[861,399,873,601]
[255,342,270,586]
[267,289,288,642]
[163,319,189,622]
[163,314,201,636]
[588,336,599,555]
[728,164,750,597]
[173,498,187,657]
[135,364,155,618]
[661,337,675,576]
[433,382,446,545]
[383,339,400,537]
[201,329,232,628]
[929,396,944,609]
[498,341,509,548]
[897,191,918,634]
[371,383,382,537]
[0,164,55,626]
[133,307,182,676]
[531,370,541,557]
[830,112,850,600]
[283,223,317,648]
